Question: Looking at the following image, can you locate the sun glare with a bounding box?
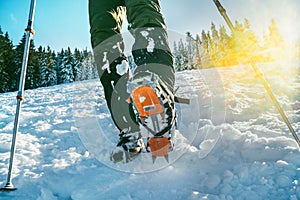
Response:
[250,1,299,44]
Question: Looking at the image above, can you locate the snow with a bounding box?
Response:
[1,60,300,199]
[140,29,155,53]
[116,60,129,76]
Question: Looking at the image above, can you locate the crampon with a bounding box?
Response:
[127,73,176,163]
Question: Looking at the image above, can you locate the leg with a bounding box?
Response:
[89,0,139,132]
[125,0,176,142]
[125,0,175,91]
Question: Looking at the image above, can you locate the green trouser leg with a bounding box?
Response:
[89,0,174,133]
[126,0,175,90]
[89,0,139,132]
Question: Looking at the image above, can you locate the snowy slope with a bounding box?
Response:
[1,61,300,200]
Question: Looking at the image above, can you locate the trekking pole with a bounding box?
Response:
[212,0,300,147]
[0,0,37,191]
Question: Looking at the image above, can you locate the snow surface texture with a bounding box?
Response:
[1,61,300,199]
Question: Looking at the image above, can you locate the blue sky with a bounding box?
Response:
[1,0,299,52]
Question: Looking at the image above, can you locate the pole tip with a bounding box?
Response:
[0,183,17,192]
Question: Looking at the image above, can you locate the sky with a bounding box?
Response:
[0,0,300,52]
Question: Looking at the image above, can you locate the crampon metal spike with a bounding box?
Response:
[164,154,169,163]
[152,155,157,163]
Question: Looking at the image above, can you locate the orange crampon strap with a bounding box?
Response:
[131,85,163,118]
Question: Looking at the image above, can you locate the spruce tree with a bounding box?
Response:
[209,23,220,66]
[186,32,197,70]
[55,47,75,84]
[81,49,97,80]
[38,46,56,87]
[218,25,232,66]
[27,39,40,89]
[201,30,209,53]
[45,47,56,86]
[0,29,17,92]
[14,35,26,87]
[73,48,82,81]
[37,46,47,86]
[173,41,180,71]
[263,19,286,61]
[55,49,65,84]
[63,47,74,83]
[175,39,188,71]
[14,33,40,90]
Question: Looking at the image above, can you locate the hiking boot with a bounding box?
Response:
[110,129,144,163]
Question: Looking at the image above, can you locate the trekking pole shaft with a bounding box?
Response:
[212,0,234,31]
[251,63,300,146]
[4,100,22,189]
[212,0,300,147]
[2,0,36,191]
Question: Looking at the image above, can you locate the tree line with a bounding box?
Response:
[173,19,296,71]
[0,27,97,93]
[1,18,299,92]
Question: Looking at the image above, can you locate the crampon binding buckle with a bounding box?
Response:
[130,85,164,124]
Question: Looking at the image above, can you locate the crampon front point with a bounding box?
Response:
[148,136,171,163]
